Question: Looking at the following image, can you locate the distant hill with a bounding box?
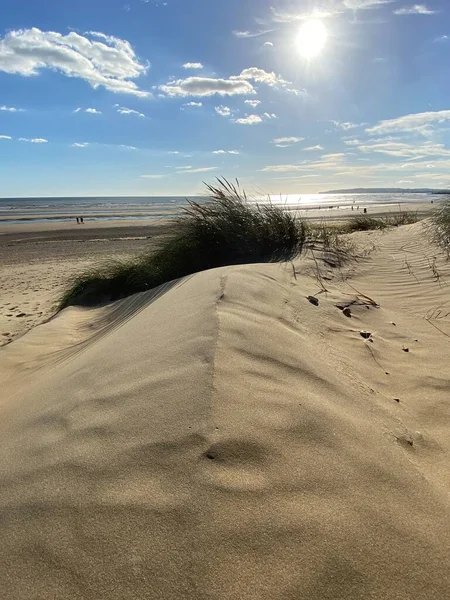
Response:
[320,188,449,194]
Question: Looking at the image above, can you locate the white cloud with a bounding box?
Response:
[141,174,166,179]
[235,114,263,125]
[263,112,278,119]
[159,76,255,97]
[72,142,89,148]
[270,7,337,22]
[366,110,450,134]
[245,99,261,107]
[73,107,102,114]
[0,134,12,139]
[215,105,232,117]
[344,0,395,8]
[261,153,346,173]
[183,101,203,107]
[394,4,437,15]
[355,139,450,158]
[19,137,48,143]
[434,35,449,42]
[159,67,300,97]
[233,67,289,88]
[272,136,305,147]
[304,145,324,150]
[182,62,203,69]
[0,105,24,112]
[232,29,274,38]
[212,149,240,154]
[119,144,137,150]
[115,105,145,117]
[176,166,218,174]
[332,120,364,130]
[0,28,149,97]
[264,42,274,47]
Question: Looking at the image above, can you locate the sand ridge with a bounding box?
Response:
[1,222,450,599]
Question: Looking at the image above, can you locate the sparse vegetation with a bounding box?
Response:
[344,210,418,233]
[59,179,307,308]
[58,180,423,309]
[429,199,450,255]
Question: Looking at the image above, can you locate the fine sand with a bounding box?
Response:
[1,219,450,599]
[0,220,171,345]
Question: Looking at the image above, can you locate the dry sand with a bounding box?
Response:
[1,219,450,599]
[0,220,170,346]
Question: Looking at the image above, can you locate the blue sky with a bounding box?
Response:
[0,0,449,196]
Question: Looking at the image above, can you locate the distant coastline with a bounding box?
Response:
[320,187,450,194]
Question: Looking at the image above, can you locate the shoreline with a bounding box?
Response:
[0,199,437,346]
[0,220,171,346]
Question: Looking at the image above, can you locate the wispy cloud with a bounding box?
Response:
[141,174,166,179]
[115,105,145,117]
[394,4,437,15]
[212,149,240,154]
[71,142,90,148]
[0,134,12,140]
[183,101,203,107]
[366,110,450,134]
[272,136,305,147]
[263,112,278,119]
[264,41,274,47]
[235,114,263,125]
[182,62,204,69]
[270,7,337,22]
[215,105,232,117]
[19,137,48,143]
[232,29,274,38]
[176,166,218,174]
[354,139,450,158]
[332,120,365,130]
[304,145,324,151]
[119,144,137,150]
[434,34,449,42]
[0,105,24,112]
[344,0,395,9]
[0,28,149,97]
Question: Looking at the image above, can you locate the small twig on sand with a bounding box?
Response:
[345,283,379,307]
[291,261,297,281]
[310,249,329,293]
[404,255,420,283]
[365,342,389,374]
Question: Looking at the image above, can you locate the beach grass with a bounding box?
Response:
[429,198,450,254]
[343,210,419,233]
[58,181,423,309]
[59,179,307,308]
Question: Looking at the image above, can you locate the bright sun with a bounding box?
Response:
[296,20,327,58]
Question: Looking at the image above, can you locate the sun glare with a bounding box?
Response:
[296,20,327,59]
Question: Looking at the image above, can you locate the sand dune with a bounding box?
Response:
[1,222,450,599]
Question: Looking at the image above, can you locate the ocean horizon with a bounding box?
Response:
[0,192,437,225]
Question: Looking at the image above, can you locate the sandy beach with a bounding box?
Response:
[1,207,450,598]
[0,219,171,346]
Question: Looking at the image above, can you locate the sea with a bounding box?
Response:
[0,192,438,225]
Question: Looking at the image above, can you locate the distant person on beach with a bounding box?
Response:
[363,208,367,214]
[76,217,79,224]
[80,217,84,224]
